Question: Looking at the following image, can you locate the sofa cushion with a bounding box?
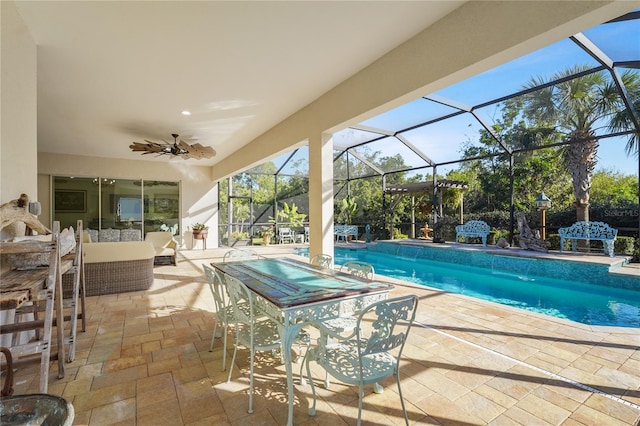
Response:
[86,229,98,243]
[120,228,142,241]
[83,241,155,264]
[98,228,120,242]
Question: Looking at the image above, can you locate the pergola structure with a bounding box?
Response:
[383,180,469,239]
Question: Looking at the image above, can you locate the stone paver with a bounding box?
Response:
[9,245,639,425]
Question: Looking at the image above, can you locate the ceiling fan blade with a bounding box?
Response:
[202,146,216,157]
[195,145,216,158]
[130,142,154,152]
[131,135,215,160]
[189,143,216,158]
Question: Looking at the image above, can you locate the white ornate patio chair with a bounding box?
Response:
[340,261,375,280]
[203,264,249,371]
[306,294,419,425]
[309,253,333,269]
[302,259,374,388]
[225,274,310,414]
[222,248,259,262]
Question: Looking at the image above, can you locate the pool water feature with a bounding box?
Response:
[298,243,640,328]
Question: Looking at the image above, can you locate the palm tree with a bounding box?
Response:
[520,65,640,222]
[608,72,640,158]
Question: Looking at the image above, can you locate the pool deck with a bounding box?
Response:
[10,244,639,425]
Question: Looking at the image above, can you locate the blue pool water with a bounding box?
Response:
[298,245,640,328]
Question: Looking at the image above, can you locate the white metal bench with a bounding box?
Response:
[559,221,617,257]
[334,225,358,242]
[455,220,490,247]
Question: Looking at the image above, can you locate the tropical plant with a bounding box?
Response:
[518,66,640,222]
[271,202,306,227]
[338,196,358,224]
[607,73,640,158]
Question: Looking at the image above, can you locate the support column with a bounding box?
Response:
[308,133,334,259]
[410,196,416,239]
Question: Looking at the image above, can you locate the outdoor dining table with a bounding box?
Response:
[211,256,394,426]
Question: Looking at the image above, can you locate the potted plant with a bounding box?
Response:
[191,223,209,239]
[259,225,275,245]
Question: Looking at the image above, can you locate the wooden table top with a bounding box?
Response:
[0,258,73,310]
[212,257,393,309]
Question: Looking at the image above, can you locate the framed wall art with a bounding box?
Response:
[55,190,87,212]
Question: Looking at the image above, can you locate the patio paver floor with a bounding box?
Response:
[7,245,639,425]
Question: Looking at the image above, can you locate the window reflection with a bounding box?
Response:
[52,177,179,241]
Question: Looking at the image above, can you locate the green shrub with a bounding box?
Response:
[614,236,635,255]
[546,234,561,251]
[464,211,512,229]
[491,229,511,245]
[547,234,634,255]
[392,228,408,239]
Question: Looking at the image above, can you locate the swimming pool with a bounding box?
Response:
[298,245,640,328]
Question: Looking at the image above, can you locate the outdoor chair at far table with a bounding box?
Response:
[222,248,259,262]
[309,253,333,269]
[305,295,419,426]
[340,261,375,280]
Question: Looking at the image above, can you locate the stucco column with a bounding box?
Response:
[308,133,334,259]
[1,1,38,238]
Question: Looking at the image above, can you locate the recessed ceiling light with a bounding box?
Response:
[181,110,191,116]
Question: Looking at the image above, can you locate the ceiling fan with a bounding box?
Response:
[129,133,216,160]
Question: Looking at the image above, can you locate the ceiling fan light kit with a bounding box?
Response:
[130,134,215,160]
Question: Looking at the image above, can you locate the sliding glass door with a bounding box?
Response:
[52,177,180,240]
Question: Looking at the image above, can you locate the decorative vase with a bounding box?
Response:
[263,235,271,245]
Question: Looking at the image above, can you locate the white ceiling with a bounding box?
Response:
[14,1,464,166]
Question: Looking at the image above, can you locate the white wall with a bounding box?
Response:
[1,1,38,239]
[38,153,219,248]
